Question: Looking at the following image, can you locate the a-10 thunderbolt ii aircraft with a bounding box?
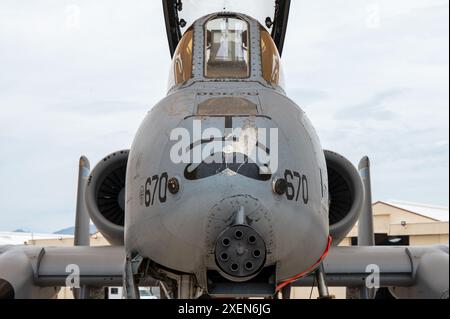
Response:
[0,0,448,299]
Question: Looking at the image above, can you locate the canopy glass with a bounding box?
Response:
[163,0,291,57]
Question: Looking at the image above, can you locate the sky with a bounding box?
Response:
[0,0,448,233]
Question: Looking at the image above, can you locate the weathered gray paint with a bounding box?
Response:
[358,156,375,247]
[0,246,126,293]
[357,156,376,299]
[125,14,330,291]
[292,246,448,297]
[74,156,91,247]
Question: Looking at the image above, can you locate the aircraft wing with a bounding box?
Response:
[0,245,125,299]
[1,244,448,299]
[292,245,449,299]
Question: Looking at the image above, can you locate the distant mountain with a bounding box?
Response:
[13,229,28,233]
[53,227,75,235]
[54,225,98,235]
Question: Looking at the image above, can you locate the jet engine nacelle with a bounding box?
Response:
[324,151,364,244]
[85,150,129,245]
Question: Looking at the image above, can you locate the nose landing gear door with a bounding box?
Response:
[162,0,291,57]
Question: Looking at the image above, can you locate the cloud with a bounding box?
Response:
[49,100,149,115]
[286,88,329,106]
[335,89,405,121]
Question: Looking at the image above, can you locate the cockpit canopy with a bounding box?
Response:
[163,0,291,57]
[168,13,285,90]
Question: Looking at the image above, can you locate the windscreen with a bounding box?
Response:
[205,16,250,78]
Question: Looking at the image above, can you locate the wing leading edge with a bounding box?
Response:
[0,246,125,299]
[291,245,449,299]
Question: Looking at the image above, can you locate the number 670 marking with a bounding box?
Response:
[284,170,309,204]
[144,172,168,207]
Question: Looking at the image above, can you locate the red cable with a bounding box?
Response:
[276,235,333,292]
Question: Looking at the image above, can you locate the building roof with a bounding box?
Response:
[379,200,449,222]
[0,232,73,245]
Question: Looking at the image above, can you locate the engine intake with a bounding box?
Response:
[85,150,129,245]
[324,151,364,244]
